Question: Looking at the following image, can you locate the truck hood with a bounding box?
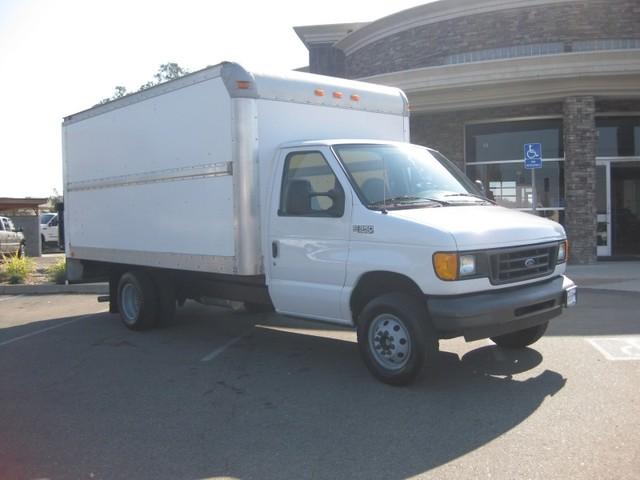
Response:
[388,205,565,249]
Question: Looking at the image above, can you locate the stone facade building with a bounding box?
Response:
[295,0,640,263]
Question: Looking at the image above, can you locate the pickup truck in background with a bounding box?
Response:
[62,62,577,385]
[40,213,59,250]
[0,216,25,257]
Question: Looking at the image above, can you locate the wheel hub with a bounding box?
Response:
[369,313,411,370]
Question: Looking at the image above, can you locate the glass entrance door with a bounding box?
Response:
[596,162,611,256]
[611,162,640,256]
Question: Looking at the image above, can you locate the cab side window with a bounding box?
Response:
[279,151,345,217]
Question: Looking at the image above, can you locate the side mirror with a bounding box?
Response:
[474,179,486,193]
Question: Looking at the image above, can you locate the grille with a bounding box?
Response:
[489,243,557,285]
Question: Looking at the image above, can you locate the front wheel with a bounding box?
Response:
[491,322,548,348]
[17,243,25,258]
[357,293,437,386]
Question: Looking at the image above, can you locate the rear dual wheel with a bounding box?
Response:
[117,271,176,330]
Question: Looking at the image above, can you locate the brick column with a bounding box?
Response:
[563,96,597,264]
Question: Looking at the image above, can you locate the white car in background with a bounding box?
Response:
[0,216,25,257]
[40,213,59,250]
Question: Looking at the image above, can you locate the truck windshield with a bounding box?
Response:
[40,214,55,225]
[333,144,488,210]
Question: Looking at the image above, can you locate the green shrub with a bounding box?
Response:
[47,259,67,284]
[1,254,35,284]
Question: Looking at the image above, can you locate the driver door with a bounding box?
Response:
[267,147,352,323]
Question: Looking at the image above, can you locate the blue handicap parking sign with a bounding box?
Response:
[524,143,542,169]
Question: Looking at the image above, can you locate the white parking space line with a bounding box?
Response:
[0,295,23,303]
[200,327,253,362]
[587,337,640,361]
[0,311,106,347]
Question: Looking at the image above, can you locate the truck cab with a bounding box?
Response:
[40,213,59,250]
[266,140,575,383]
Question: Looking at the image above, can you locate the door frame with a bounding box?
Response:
[596,157,640,257]
[596,160,611,257]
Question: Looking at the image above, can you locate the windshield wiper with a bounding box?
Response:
[369,196,449,208]
[443,192,495,204]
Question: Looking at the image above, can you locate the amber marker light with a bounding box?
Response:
[314,89,325,97]
[236,81,251,90]
[350,94,360,101]
[433,252,458,281]
[333,91,343,99]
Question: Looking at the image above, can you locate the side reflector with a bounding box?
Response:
[236,81,251,90]
[433,253,458,281]
[314,89,325,97]
[350,94,360,101]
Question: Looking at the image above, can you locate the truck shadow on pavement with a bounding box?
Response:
[1,307,566,480]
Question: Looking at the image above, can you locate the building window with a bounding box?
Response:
[596,116,640,157]
[446,43,564,65]
[573,39,640,52]
[465,119,564,222]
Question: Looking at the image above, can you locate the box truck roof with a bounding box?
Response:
[63,61,408,125]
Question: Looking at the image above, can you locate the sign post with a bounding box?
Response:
[524,143,542,213]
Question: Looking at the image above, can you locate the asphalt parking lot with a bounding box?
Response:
[1,290,639,480]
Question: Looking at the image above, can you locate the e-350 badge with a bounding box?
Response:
[352,225,374,234]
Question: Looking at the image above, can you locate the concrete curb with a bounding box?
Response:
[0,283,108,295]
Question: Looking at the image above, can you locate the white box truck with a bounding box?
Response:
[63,62,576,385]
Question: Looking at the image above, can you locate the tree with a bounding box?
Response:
[99,63,190,104]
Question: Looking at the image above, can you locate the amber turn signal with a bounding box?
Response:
[433,252,458,281]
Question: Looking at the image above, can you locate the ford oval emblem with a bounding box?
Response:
[524,258,537,268]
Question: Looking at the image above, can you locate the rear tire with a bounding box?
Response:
[491,322,548,348]
[152,274,176,326]
[357,293,437,386]
[17,244,25,258]
[117,271,158,330]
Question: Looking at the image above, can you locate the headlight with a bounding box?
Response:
[557,240,568,264]
[433,253,477,280]
[459,255,476,276]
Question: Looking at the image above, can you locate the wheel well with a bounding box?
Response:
[350,271,424,324]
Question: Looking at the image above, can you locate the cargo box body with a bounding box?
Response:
[62,62,409,276]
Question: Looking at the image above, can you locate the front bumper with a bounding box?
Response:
[427,275,576,341]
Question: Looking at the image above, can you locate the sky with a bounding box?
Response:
[0,0,434,199]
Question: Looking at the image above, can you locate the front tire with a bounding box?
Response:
[357,293,437,386]
[117,271,158,330]
[491,322,548,348]
[17,243,25,258]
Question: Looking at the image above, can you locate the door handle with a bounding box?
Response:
[272,240,279,258]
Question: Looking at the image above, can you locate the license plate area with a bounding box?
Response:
[564,285,577,307]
